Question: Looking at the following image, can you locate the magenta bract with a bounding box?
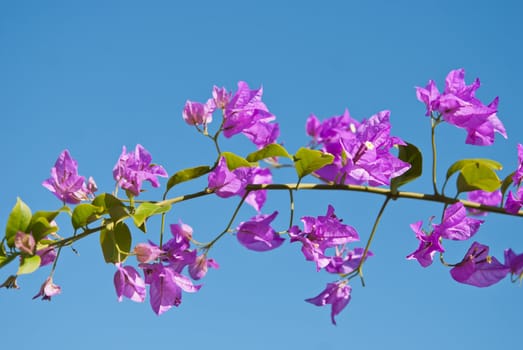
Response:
[305,281,351,325]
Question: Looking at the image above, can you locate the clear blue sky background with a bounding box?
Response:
[1,1,522,349]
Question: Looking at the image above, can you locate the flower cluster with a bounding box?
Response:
[183,82,279,149]
[407,202,523,286]
[505,144,523,213]
[416,68,507,146]
[289,205,368,324]
[43,150,97,204]
[114,221,218,315]
[307,109,410,186]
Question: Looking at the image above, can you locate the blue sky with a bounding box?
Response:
[1,1,522,349]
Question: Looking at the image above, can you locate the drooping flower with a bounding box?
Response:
[433,202,483,240]
[113,263,146,302]
[289,205,361,271]
[504,248,523,277]
[305,281,352,325]
[134,243,164,263]
[113,144,168,196]
[36,246,57,267]
[188,254,219,280]
[450,242,509,287]
[33,277,61,301]
[416,69,507,146]
[42,150,96,204]
[182,99,215,126]
[406,220,445,267]
[236,211,284,252]
[162,221,196,272]
[466,190,502,216]
[141,263,201,315]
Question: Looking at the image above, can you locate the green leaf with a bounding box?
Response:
[30,210,60,227]
[92,193,128,223]
[390,142,423,192]
[166,165,211,192]
[17,255,41,275]
[457,163,501,193]
[246,144,292,162]
[0,254,16,269]
[100,222,132,264]
[501,171,515,196]
[5,198,32,248]
[72,204,103,230]
[293,147,334,180]
[446,158,502,182]
[29,217,59,242]
[132,202,172,231]
[221,152,256,170]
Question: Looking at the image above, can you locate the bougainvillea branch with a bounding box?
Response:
[2,69,522,325]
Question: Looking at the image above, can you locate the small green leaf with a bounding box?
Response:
[92,193,128,223]
[501,171,515,196]
[221,152,256,170]
[391,142,423,192]
[72,204,103,230]
[92,193,125,212]
[293,147,334,180]
[446,158,502,182]
[29,217,59,242]
[166,166,211,193]
[100,222,132,263]
[457,163,501,193]
[246,144,292,162]
[17,255,41,275]
[5,198,32,248]
[30,210,60,227]
[132,202,172,230]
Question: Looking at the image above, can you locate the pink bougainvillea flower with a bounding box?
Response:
[182,99,215,126]
[222,81,279,148]
[289,205,361,271]
[141,263,201,315]
[36,246,57,267]
[212,86,231,110]
[450,242,509,287]
[207,157,243,198]
[416,68,507,146]
[505,187,523,214]
[113,144,168,196]
[236,211,284,252]
[134,243,164,263]
[33,277,61,301]
[113,263,146,303]
[466,190,502,216]
[512,144,523,186]
[208,156,272,211]
[305,281,352,325]
[312,110,410,186]
[14,232,35,255]
[406,220,445,267]
[433,202,483,241]
[188,254,219,280]
[42,150,96,204]
[504,248,523,278]
[325,248,373,274]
